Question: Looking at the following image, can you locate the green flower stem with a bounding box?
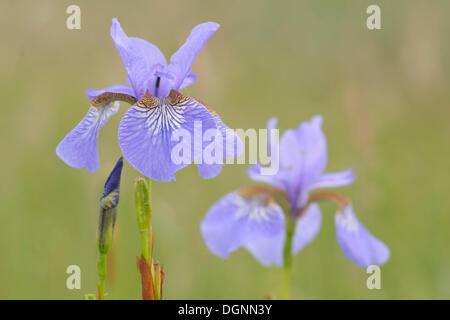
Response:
[282,214,296,300]
[135,176,160,299]
[97,252,107,300]
[143,177,156,290]
[139,228,151,262]
[135,177,152,260]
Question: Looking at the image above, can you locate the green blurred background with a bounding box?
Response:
[1,0,449,299]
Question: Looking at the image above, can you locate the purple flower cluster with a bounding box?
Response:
[57,18,389,271]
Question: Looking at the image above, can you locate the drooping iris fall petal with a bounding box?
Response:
[291,203,322,255]
[200,190,286,266]
[119,91,219,181]
[335,205,390,267]
[56,102,119,172]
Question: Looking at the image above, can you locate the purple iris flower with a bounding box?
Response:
[201,115,389,268]
[56,18,240,181]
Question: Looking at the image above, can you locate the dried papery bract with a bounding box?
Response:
[136,255,155,300]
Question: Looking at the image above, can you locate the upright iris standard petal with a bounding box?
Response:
[200,190,285,266]
[288,115,328,209]
[335,205,390,268]
[56,103,119,172]
[118,91,217,182]
[294,115,327,179]
[276,116,327,184]
[180,73,197,89]
[248,116,329,211]
[249,116,355,213]
[291,203,322,255]
[248,118,290,190]
[110,18,167,99]
[167,22,220,92]
[310,168,355,189]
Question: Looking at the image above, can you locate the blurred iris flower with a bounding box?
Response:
[201,116,389,268]
[57,18,240,181]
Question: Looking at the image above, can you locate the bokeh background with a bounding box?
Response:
[1,0,449,299]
